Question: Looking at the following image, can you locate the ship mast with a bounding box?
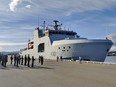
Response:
[43,21,46,30]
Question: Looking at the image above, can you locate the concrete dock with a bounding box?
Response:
[0,60,116,87]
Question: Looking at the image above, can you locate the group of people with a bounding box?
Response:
[0,55,8,67]
[12,55,45,67]
[56,56,82,64]
[10,55,36,68]
[0,54,45,68]
[57,56,63,62]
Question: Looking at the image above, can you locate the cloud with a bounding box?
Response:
[109,23,116,27]
[9,0,21,12]
[31,0,116,16]
[25,5,31,8]
[0,41,27,51]
[8,0,116,14]
[0,42,27,46]
[9,0,32,12]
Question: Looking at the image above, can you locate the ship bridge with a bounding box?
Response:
[34,20,80,43]
[47,30,79,44]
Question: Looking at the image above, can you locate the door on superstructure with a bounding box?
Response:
[38,43,45,52]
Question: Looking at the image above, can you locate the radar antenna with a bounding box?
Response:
[53,20,59,30]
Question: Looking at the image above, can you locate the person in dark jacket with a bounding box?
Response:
[0,55,2,64]
[14,55,17,66]
[1,55,4,66]
[24,55,27,66]
[2,55,8,67]
[21,56,23,65]
[10,55,13,65]
[39,56,41,63]
[27,55,31,67]
[16,55,20,67]
[57,56,59,62]
[31,56,35,68]
[18,55,21,65]
[40,56,44,65]
[60,56,63,61]
[0,54,2,64]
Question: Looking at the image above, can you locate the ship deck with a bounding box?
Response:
[0,59,116,87]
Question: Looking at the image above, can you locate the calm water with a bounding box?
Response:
[104,56,116,64]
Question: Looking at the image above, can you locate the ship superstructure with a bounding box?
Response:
[20,20,113,62]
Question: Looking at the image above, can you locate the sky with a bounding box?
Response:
[0,0,116,52]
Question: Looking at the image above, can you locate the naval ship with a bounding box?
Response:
[20,20,113,62]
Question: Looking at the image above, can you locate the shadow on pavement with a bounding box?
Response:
[0,65,54,70]
[30,65,54,69]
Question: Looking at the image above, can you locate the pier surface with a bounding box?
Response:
[0,60,116,87]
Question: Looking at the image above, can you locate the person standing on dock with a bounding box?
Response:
[39,56,41,63]
[79,57,82,64]
[0,57,1,64]
[27,55,31,67]
[21,56,23,65]
[10,55,13,65]
[18,55,21,65]
[3,55,8,67]
[24,55,27,66]
[31,56,35,68]
[40,56,44,65]
[14,55,17,66]
[57,56,59,62]
[1,55,4,66]
[0,53,3,64]
[16,55,20,67]
[0,54,2,64]
[60,56,63,61]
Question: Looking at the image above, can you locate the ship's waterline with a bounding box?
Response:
[20,20,113,62]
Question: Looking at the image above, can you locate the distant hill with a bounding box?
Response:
[0,51,19,55]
